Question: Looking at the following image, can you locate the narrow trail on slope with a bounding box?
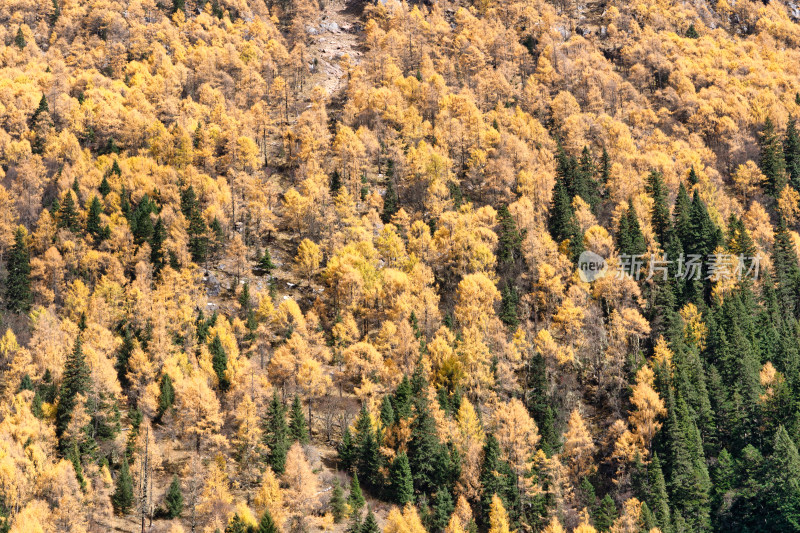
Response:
[306,0,365,98]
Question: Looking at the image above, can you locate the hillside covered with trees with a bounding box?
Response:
[1,0,800,531]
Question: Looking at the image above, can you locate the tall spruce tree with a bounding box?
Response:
[263,393,289,473]
[524,352,558,455]
[388,452,414,505]
[330,479,347,523]
[150,217,167,276]
[767,425,800,531]
[548,178,583,261]
[353,405,382,490]
[209,334,229,391]
[616,201,646,256]
[382,174,399,223]
[647,170,670,245]
[5,227,31,313]
[288,395,309,444]
[785,117,800,191]
[760,117,787,196]
[164,475,184,518]
[112,459,135,515]
[56,337,91,447]
[593,494,617,532]
[156,373,175,421]
[347,473,365,511]
[257,509,279,533]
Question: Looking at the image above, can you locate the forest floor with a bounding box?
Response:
[306,0,365,96]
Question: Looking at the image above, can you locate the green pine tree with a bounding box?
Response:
[288,395,310,444]
[647,452,671,532]
[114,326,135,388]
[353,405,382,490]
[647,170,670,245]
[360,508,380,533]
[785,117,800,191]
[686,23,699,38]
[393,375,413,420]
[617,200,646,256]
[257,509,279,533]
[499,284,520,328]
[172,0,185,13]
[430,488,454,533]
[5,227,31,313]
[575,146,600,209]
[479,433,519,524]
[388,452,414,505]
[209,334,229,391]
[150,217,167,276]
[164,475,184,518]
[407,394,446,496]
[496,205,526,267]
[68,442,86,491]
[58,191,79,232]
[112,459,135,515]
[156,373,175,421]
[347,473,365,512]
[593,494,617,532]
[525,351,557,456]
[263,392,289,473]
[338,426,355,471]
[99,175,111,197]
[760,117,787,196]
[379,395,395,429]
[50,0,60,24]
[768,425,800,531]
[330,479,347,523]
[257,248,276,273]
[86,196,108,243]
[382,174,399,223]
[56,337,91,446]
[14,27,25,49]
[548,178,583,261]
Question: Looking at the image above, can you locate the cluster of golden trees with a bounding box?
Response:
[0,0,799,531]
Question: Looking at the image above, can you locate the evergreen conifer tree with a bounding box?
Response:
[5,227,31,313]
[14,27,25,49]
[361,508,380,533]
[150,217,167,276]
[56,337,91,446]
[257,509,279,533]
[164,475,183,518]
[156,373,175,421]
[593,494,617,532]
[112,459,134,515]
[58,191,79,232]
[263,393,289,473]
[288,395,310,444]
[768,425,800,531]
[347,473,365,512]
[209,334,229,391]
[388,452,414,505]
[760,117,787,196]
[353,405,382,489]
[330,479,347,523]
[785,117,800,191]
[382,175,399,223]
[647,170,670,245]
[99,175,111,197]
[617,201,646,256]
[257,248,276,273]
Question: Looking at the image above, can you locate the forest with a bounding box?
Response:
[0,0,800,531]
